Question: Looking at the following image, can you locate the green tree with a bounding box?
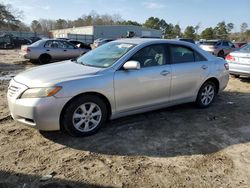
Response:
[200,27,215,40]
[214,21,228,39]
[0,3,21,30]
[226,23,234,33]
[240,22,248,33]
[184,26,196,39]
[30,20,42,33]
[172,24,182,38]
[117,20,141,26]
[143,17,161,30]
[55,19,68,29]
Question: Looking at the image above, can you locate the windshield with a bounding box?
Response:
[76,42,135,68]
[239,43,250,51]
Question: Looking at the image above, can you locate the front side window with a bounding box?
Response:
[129,45,166,68]
[76,42,135,68]
[170,46,195,64]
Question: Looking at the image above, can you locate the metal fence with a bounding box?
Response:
[0,30,37,38]
[67,34,94,44]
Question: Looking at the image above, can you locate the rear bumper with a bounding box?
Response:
[229,62,250,76]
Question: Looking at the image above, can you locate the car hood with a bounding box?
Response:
[14,60,103,87]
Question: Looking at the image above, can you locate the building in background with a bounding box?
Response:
[50,25,162,44]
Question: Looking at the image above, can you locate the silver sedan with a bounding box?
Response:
[226,43,250,78]
[20,39,89,63]
[8,39,229,136]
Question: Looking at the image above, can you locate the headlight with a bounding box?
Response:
[20,86,62,99]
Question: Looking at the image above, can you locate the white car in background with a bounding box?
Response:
[226,43,250,78]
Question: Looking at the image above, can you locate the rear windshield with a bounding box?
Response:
[30,40,43,46]
[202,41,218,45]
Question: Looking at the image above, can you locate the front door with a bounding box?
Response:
[114,44,171,113]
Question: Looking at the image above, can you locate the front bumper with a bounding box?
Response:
[229,62,250,76]
[7,80,70,131]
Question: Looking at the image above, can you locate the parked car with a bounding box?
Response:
[13,37,32,48]
[177,38,195,44]
[199,40,236,57]
[68,40,91,50]
[93,38,114,48]
[233,42,247,49]
[8,39,229,136]
[225,43,250,78]
[0,34,14,49]
[19,39,89,63]
[29,36,42,43]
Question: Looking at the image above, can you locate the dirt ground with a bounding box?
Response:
[0,49,250,188]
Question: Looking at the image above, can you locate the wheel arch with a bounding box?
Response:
[59,91,112,130]
[198,77,220,96]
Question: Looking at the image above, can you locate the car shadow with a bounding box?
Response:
[239,76,250,83]
[0,170,110,188]
[41,91,250,158]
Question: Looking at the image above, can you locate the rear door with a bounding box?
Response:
[114,44,172,113]
[44,40,64,60]
[169,45,210,102]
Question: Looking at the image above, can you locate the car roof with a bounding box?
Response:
[115,38,197,46]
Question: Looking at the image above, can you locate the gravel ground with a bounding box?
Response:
[0,49,250,188]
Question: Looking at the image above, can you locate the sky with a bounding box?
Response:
[2,0,250,32]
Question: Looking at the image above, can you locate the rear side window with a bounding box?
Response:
[222,41,229,46]
[170,46,195,63]
[170,45,207,63]
[194,52,207,62]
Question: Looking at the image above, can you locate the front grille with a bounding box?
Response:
[8,80,28,99]
[8,85,21,98]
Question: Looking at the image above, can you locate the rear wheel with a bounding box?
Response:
[196,81,217,108]
[38,54,51,64]
[61,95,108,137]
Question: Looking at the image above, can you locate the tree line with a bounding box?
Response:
[1,3,249,41]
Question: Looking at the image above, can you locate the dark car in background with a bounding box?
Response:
[0,34,14,49]
[13,37,32,48]
[68,40,91,50]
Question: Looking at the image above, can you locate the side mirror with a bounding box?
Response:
[123,61,141,70]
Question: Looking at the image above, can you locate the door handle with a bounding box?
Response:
[46,49,50,52]
[202,65,208,70]
[160,70,170,76]
[64,50,67,52]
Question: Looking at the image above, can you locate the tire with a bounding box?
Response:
[196,81,217,108]
[38,54,51,64]
[217,50,224,58]
[231,74,240,78]
[61,95,108,137]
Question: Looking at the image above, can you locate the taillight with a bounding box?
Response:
[24,48,30,53]
[225,54,235,61]
[224,63,229,70]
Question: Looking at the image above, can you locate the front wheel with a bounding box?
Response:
[61,95,108,137]
[196,81,217,108]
